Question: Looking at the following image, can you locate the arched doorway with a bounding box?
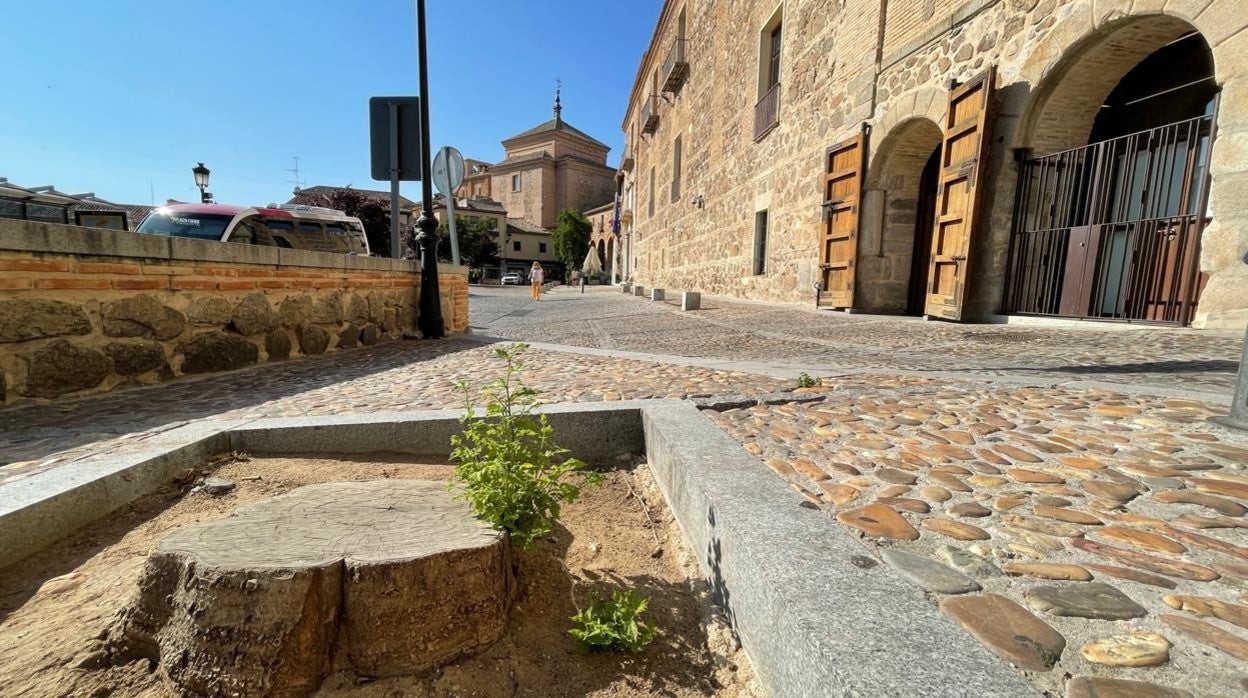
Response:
[859,118,943,315]
[1007,16,1217,325]
[606,236,615,276]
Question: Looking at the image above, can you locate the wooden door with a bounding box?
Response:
[925,68,996,320]
[819,133,865,308]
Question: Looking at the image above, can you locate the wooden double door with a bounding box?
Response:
[819,68,996,321]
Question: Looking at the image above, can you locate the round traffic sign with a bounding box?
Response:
[431,146,465,195]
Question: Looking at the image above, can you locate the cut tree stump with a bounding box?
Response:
[115,480,511,697]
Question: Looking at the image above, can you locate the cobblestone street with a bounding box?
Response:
[474,285,1244,398]
[2,284,1245,696]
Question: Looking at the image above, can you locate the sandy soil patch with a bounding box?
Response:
[0,454,760,697]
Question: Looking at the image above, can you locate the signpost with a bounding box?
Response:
[431,146,465,266]
[369,96,422,258]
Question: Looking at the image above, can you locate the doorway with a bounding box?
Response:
[906,147,940,316]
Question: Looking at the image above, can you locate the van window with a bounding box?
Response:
[137,211,232,240]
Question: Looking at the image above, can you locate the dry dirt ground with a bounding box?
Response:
[0,454,760,698]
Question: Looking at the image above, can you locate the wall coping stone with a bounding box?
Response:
[0,219,465,276]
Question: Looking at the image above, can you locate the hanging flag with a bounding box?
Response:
[611,192,621,235]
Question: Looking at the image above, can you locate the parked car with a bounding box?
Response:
[135,203,370,255]
[500,273,523,285]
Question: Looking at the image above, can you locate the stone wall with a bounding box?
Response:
[622,0,1248,328]
[0,220,469,404]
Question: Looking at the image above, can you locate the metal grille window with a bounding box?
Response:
[1005,113,1215,325]
[648,167,656,217]
[671,135,682,203]
[753,210,768,275]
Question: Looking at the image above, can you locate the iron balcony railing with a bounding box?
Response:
[640,95,659,135]
[1004,113,1215,325]
[754,83,780,141]
[662,38,689,92]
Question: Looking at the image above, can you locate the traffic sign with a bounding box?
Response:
[432,146,465,195]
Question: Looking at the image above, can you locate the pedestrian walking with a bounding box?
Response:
[530,262,544,301]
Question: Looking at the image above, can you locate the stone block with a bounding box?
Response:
[346,294,369,325]
[176,332,259,374]
[298,324,330,355]
[186,297,233,326]
[265,329,292,361]
[105,341,168,376]
[19,340,110,398]
[169,237,279,266]
[337,324,361,349]
[310,293,343,324]
[0,299,91,343]
[633,286,645,297]
[102,295,186,341]
[360,324,380,346]
[0,219,170,259]
[681,291,701,311]
[650,288,665,301]
[230,293,281,336]
[279,295,313,327]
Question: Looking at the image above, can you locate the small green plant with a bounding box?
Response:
[450,343,600,550]
[795,372,823,388]
[568,589,656,653]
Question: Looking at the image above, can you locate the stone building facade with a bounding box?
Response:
[489,91,618,230]
[622,0,1248,328]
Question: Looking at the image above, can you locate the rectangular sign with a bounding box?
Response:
[369,96,422,181]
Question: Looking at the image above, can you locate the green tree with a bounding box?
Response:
[437,215,500,270]
[551,208,592,278]
[291,188,392,257]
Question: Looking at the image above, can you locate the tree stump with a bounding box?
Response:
[116,480,511,697]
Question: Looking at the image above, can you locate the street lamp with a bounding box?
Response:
[192,162,212,204]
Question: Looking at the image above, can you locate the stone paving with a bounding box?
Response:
[709,376,1248,696]
[0,339,785,483]
[3,284,1245,696]
[476,286,1244,398]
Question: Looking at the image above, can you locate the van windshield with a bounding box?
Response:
[136,212,233,240]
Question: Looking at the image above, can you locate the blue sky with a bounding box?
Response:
[0,0,661,207]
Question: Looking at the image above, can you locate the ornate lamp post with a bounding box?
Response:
[413,0,445,339]
[192,162,212,204]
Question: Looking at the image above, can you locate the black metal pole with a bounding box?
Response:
[413,0,445,339]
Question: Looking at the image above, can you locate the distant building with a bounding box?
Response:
[458,160,493,200]
[503,217,562,279]
[585,200,617,281]
[489,88,617,229]
[0,178,151,230]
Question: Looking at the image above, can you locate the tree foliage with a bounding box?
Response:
[291,188,392,257]
[551,208,592,277]
[437,214,500,270]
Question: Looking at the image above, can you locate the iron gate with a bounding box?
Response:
[1004,112,1216,325]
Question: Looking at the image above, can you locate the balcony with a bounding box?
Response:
[754,83,780,141]
[661,38,689,92]
[640,95,660,135]
[621,153,635,172]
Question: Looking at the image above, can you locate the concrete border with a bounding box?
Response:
[642,400,1036,697]
[0,400,1038,696]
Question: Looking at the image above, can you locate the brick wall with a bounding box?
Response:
[0,220,469,404]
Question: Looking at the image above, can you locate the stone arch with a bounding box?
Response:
[1000,5,1248,327]
[1014,13,1208,154]
[857,117,945,314]
[871,87,947,147]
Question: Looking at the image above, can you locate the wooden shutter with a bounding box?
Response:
[819,133,865,309]
[925,67,996,321]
